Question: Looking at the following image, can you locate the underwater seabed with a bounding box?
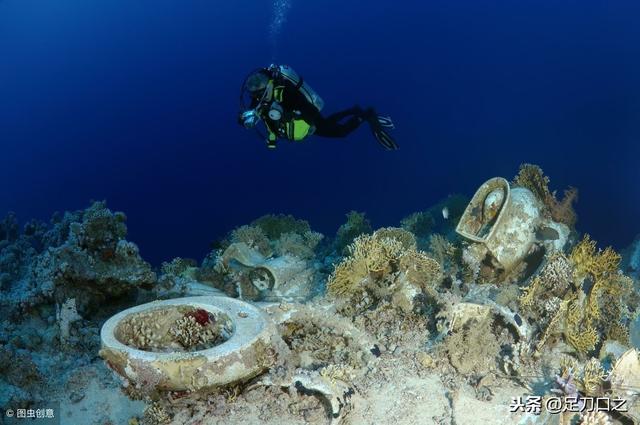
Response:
[2,164,640,425]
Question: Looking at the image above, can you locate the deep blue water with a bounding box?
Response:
[1,0,639,264]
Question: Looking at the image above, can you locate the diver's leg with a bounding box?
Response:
[323,106,364,124]
[314,114,365,138]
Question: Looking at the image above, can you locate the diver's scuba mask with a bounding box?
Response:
[238,73,276,129]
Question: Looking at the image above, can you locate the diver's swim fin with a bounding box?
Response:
[362,108,398,150]
[370,122,399,150]
[376,115,395,130]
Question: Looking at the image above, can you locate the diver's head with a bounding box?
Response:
[245,71,269,94]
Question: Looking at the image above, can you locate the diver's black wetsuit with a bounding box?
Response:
[266,76,367,138]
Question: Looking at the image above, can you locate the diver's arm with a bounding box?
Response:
[264,120,278,149]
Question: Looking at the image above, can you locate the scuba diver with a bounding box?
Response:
[238,64,398,150]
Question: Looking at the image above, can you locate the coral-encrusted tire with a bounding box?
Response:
[99,296,276,391]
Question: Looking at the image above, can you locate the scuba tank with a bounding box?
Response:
[269,64,324,112]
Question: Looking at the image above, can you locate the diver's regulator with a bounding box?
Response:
[239,101,284,129]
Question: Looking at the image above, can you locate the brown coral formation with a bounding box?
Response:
[116,306,231,352]
[513,163,578,227]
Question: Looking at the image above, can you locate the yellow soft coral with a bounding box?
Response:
[564,299,600,355]
[327,234,403,296]
[399,249,442,288]
[520,252,573,309]
[535,299,569,352]
[327,233,442,317]
[327,255,368,297]
[372,227,417,250]
[570,235,620,283]
[581,358,606,395]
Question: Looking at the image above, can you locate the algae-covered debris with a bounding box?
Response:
[197,214,326,302]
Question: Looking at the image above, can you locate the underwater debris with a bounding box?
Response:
[607,349,640,423]
[57,297,82,346]
[101,296,276,392]
[221,242,318,302]
[250,369,352,425]
[513,163,578,228]
[456,177,542,275]
[457,172,575,285]
[273,303,374,372]
[204,215,326,301]
[154,257,225,299]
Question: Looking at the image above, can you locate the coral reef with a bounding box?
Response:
[169,315,218,350]
[280,312,369,371]
[438,308,502,376]
[227,225,273,257]
[0,202,157,414]
[200,214,326,302]
[326,229,442,316]
[222,214,322,260]
[579,411,613,425]
[520,234,638,357]
[251,214,314,240]
[274,230,324,259]
[400,211,435,239]
[115,306,231,352]
[333,210,372,254]
[622,235,640,281]
[142,402,172,425]
[513,163,578,227]
[4,166,640,425]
